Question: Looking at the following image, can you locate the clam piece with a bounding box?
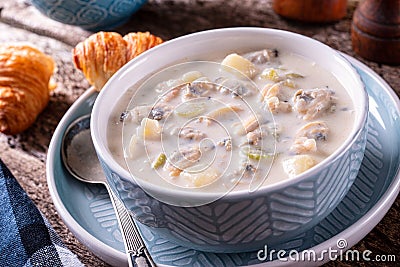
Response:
[164,145,204,177]
[129,103,173,123]
[261,83,292,114]
[155,78,184,94]
[261,83,280,99]
[244,123,275,146]
[265,97,292,114]
[293,88,336,120]
[296,121,329,141]
[217,138,232,151]
[243,116,259,134]
[162,87,181,102]
[178,127,206,141]
[246,130,262,146]
[129,105,152,124]
[290,137,317,154]
[214,77,254,97]
[290,121,329,154]
[182,81,211,100]
[151,103,174,120]
[245,48,279,64]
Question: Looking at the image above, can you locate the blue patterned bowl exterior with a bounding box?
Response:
[99,124,368,253]
[30,0,147,30]
[91,28,369,253]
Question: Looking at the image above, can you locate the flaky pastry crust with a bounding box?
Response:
[0,44,55,135]
[73,32,128,91]
[73,31,163,91]
[124,32,163,61]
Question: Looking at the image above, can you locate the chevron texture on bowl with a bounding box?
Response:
[100,122,367,253]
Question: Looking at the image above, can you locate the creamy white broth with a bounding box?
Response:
[107,49,355,192]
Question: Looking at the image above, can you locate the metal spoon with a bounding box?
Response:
[61,114,156,267]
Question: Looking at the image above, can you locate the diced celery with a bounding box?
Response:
[286,72,304,79]
[261,68,281,82]
[152,153,166,169]
[241,145,274,160]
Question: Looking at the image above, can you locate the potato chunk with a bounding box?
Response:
[221,53,257,78]
[141,118,161,140]
[181,71,203,83]
[182,168,220,187]
[282,155,316,178]
[127,134,142,159]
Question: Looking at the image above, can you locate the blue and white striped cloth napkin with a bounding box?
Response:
[0,158,83,267]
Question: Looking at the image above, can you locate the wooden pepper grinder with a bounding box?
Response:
[352,0,400,65]
[273,0,348,23]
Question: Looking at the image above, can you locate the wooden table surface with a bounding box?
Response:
[0,0,398,266]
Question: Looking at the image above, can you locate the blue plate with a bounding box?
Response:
[47,55,400,266]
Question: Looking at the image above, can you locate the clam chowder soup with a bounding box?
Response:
[107,49,355,192]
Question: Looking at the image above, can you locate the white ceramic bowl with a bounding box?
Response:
[91,27,368,253]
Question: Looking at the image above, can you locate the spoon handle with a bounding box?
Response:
[107,187,157,267]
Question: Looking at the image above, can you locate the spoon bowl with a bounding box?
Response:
[61,115,155,267]
[62,114,106,184]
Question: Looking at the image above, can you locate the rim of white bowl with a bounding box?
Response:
[91,27,368,201]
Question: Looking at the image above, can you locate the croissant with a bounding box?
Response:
[73,32,128,91]
[124,32,163,61]
[73,31,163,91]
[0,44,55,135]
